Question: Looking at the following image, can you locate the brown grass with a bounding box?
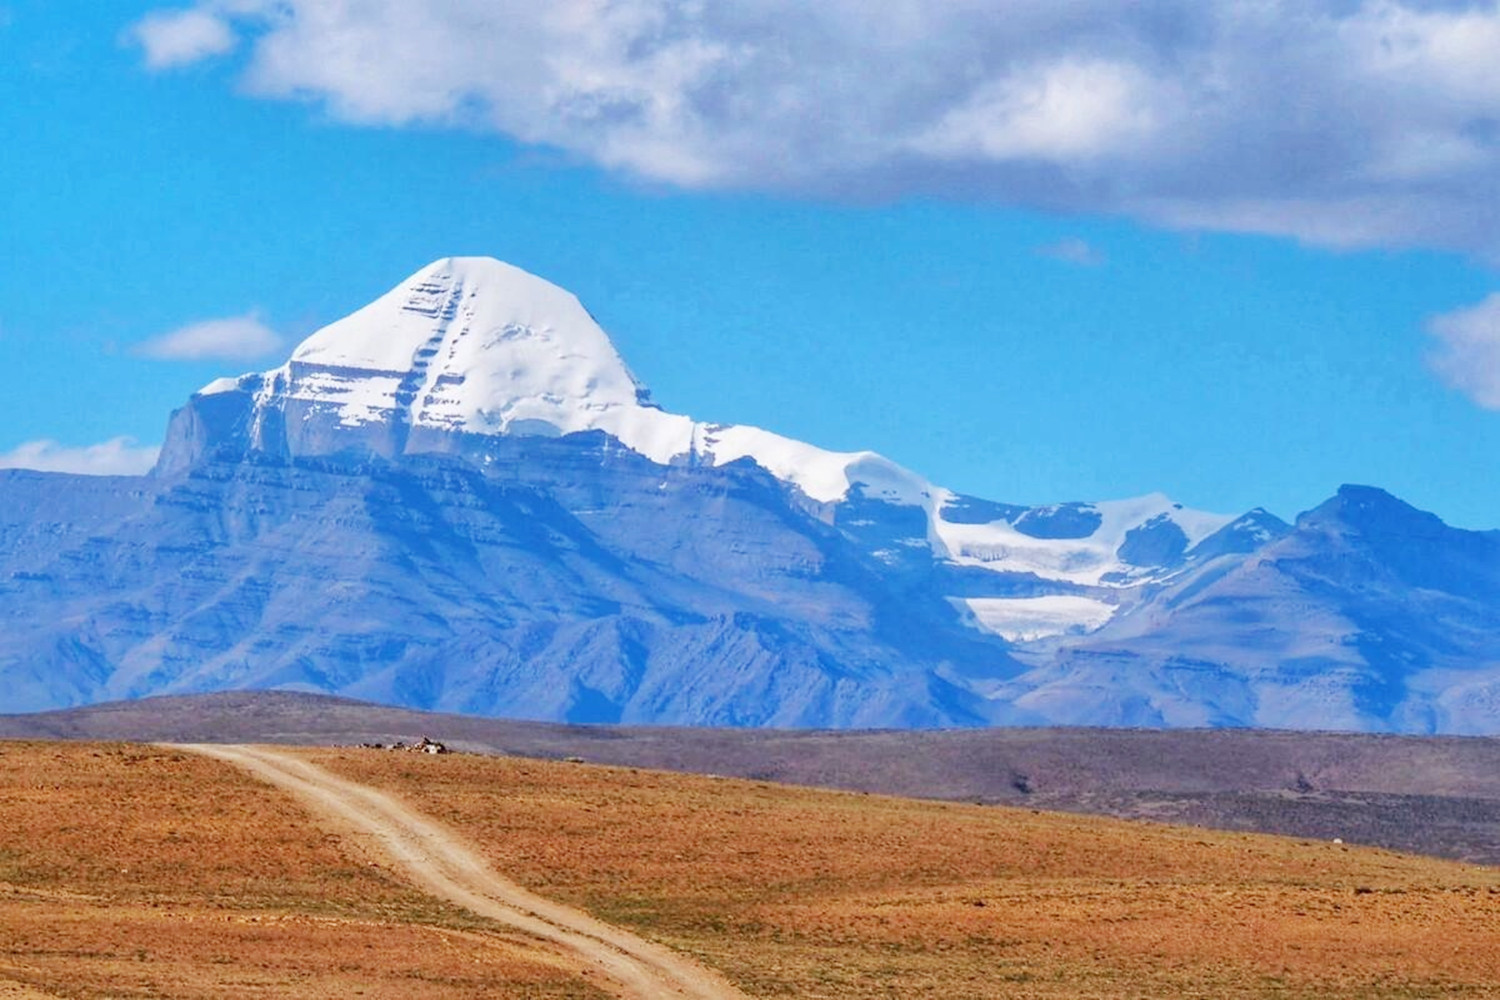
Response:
[0,742,607,999]
[6,739,1500,999]
[306,748,1500,1000]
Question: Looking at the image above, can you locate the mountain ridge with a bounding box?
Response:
[163,256,928,509]
[2,257,1496,732]
[157,256,1247,646]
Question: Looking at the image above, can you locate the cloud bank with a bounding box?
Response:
[133,313,284,362]
[130,1,1500,256]
[0,438,160,476]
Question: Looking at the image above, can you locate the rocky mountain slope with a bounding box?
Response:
[1005,486,1500,732]
[2,258,1496,731]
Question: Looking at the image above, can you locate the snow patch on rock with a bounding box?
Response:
[955,595,1119,642]
[934,491,1234,588]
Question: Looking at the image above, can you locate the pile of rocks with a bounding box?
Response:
[358,736,449,754]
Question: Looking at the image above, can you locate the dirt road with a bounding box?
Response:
[178,744,748,1000]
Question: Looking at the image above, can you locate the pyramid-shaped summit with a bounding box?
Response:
[285,256,656,430]
[172,257,694,469]
[160,257,925,505]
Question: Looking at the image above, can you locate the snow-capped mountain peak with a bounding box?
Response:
[15,258,1497,733]
[174,256,1240,644]
[194,257,927,506]
[202,256,672,448]
[295,256,649,416]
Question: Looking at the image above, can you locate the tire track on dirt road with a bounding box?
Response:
[177,744,748,1000]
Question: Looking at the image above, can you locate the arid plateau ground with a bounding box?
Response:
[3,736,1500,998]
[7,692,1500,864]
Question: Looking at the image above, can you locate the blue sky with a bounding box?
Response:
[4,1,1500,527]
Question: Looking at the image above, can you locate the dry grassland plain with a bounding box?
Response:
[3,740,1500,999]
[0,742,607,999]
[307,748,1500,1000]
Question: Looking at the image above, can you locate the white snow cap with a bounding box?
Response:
[292,256,647,417]
[202,256,925,504]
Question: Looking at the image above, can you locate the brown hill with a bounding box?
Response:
[4,739,1499,999]
[5,690,1500,864]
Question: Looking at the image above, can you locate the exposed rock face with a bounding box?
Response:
[0,438,1019,725]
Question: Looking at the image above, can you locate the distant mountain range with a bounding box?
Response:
[3,258,1496,732]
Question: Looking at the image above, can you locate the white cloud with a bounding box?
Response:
[913,59,1162,164]
[131,7,236,70]
[133,313,284,362]
[1427,294,1500,410]
[126,1,1500,257]
[1037,237,1106,267]
[0,438,160,477]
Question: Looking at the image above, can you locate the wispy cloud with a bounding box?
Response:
[125,2,1500,258]
[1427,294,1500,410]
[1037,237,1105,267]
[0,437,159,476]
[131,7,236,70]
[133,312,283,362]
